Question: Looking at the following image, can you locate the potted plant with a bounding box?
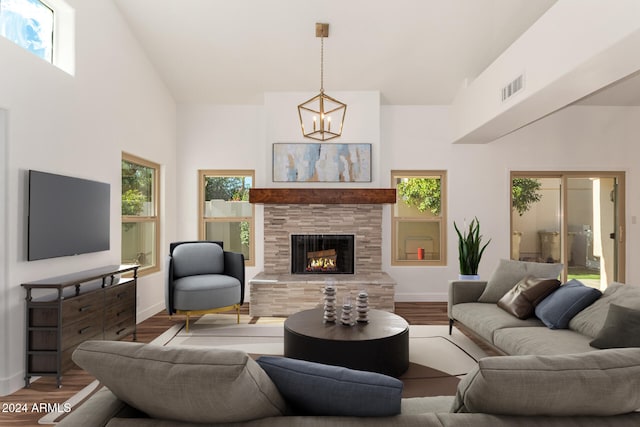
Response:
[454,217,491,280]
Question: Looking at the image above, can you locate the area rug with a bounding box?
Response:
[156,314,488,398]
[40,314,487,423]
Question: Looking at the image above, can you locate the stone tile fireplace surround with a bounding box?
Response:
[249,193,397,317]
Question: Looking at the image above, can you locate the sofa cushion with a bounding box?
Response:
[72,341,286,424]
[478,259,563,303]
[497,276,560,319]
[535,279,602,329]
[570,282,640,338]
[451,303,543,344]
[173,274,240,310]
[451,348,640,416]
[493,327,596,356]
[256,356,403,417]
[590,304,640,349]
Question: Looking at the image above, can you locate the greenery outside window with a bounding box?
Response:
[392,170,447,266]
[199,170,254,266]
[122,153,160,275]
[0,0,54,62]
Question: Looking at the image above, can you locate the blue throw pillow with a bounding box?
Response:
[535,279,602,329]
[256,356,403,417]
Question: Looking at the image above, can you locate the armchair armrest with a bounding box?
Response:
[165,254,175,315]
[447,280,488,319]
[224,251,245,304]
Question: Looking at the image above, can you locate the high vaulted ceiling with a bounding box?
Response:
[113,0,560,105]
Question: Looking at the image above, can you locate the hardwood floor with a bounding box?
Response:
[0,302,455,426]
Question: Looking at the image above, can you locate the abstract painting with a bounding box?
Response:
[273,143,371,182]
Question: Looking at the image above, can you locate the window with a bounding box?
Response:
[0,0,54,62]
[510,171,625,288]
[122,153,160,275]
[392,170,447,266]
[199,170,254,266]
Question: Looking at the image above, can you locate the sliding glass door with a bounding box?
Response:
[511,172,625,289]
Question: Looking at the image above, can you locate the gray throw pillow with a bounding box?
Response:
[256,356,403,417]
[590,304,640,349]
[72,341,286,424]
[497,275,561,319]
[570,282,640,337]
[478,259,563,303]
[451,348,640,416]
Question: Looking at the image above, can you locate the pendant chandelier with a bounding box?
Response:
[298,23,346,141]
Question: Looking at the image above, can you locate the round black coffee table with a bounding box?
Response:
[283,308,409,377]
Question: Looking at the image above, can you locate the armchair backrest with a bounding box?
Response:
[172,242,225,278]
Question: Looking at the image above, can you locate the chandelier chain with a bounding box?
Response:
[320,35,324,93]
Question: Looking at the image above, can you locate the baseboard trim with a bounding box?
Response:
[0,371,28,397]
[137,301,165,323]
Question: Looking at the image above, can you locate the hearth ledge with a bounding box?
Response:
[249,271,396,317]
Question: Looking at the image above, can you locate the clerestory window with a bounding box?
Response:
[0,0,54,62]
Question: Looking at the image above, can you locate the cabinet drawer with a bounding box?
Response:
[105,281,136,307]
[62,291,103,325]
[61,345,83,372]
[105,300,135,329]
[61,317,103,350]
[104,320,135,341]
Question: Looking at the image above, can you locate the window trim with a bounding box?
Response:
[198,169,255,267]
[391,170,447,267]
[122,152,160,276]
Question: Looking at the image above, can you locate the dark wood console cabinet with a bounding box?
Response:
[22,264,138,387]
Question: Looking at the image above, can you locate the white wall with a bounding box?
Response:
[0,0,176,395]
[176,104,264,281]
[381,104,640,300]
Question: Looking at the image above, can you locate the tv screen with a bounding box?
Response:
[28,170,110,261]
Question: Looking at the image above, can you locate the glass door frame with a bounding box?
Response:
[510,171,625,284]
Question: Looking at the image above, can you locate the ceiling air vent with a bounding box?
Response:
[501,74,525,102]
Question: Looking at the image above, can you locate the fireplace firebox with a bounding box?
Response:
[291,234,355,274]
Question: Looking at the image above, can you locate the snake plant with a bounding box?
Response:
[454,217,491,276]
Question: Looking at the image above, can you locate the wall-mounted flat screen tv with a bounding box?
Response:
[28,170,110,261]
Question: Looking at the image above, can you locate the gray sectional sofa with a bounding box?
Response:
[56,260,640,426]
[448,259,640,356]
[58,327,640,425]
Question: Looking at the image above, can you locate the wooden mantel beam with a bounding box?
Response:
[249,188,396,204]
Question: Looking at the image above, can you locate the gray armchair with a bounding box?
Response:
[166,241,245,331]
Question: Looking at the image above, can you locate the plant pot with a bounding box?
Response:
[458,274,480,280]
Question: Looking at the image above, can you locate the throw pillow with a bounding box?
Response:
[256,356,402,417]
[497,275,561,319]
[72,341,286,424]
[570,282,640,338]
[451,348,640,416]
[534,279,602,329]
[590,304,640,349]
[478,259,563,303]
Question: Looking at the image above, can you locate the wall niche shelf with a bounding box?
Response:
[249,188,396,204]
